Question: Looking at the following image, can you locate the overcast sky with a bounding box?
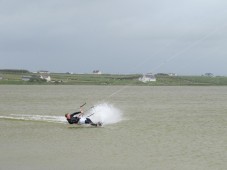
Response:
[0,0,227,75]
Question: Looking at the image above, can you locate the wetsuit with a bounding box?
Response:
[66,111,97,126]
[66,111,81,124]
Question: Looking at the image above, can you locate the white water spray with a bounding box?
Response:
[86,103,123,125]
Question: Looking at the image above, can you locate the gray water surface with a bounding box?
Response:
[0,85,227,170]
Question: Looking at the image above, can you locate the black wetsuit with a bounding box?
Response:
[66,111,81,124]
[66,111,96,125]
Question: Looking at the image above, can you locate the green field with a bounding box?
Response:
[0,70,227,85]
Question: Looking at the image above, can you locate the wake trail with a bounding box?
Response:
[0,103,123,125]
[0,114,66,124]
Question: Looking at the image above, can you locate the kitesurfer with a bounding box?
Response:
[65,108,101,126]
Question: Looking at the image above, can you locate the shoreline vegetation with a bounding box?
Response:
[0,69,227,86]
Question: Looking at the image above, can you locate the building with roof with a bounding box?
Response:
[40,74,51,82]
[139,73,156,83]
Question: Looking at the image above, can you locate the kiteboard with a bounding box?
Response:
[97,121,103,127]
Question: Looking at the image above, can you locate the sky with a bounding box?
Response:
[0,0,227,75]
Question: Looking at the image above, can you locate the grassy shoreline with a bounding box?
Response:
[0,72,227,86]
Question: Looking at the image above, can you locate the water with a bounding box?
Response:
[0,85,227,170]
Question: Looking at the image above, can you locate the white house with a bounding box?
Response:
[21,75,32,81]
[139,73,156,83]
[168,73,177,76]
[40,74,51,82]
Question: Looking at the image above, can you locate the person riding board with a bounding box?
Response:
[65,107,101,126]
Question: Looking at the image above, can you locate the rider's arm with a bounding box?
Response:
[70,107,84,117]
[70,111,81,117]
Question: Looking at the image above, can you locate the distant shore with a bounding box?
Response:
[0,70,227,86]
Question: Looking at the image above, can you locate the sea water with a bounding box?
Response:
[0,85,227,170]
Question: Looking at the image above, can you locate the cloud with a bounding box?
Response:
[0,0,227,75]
